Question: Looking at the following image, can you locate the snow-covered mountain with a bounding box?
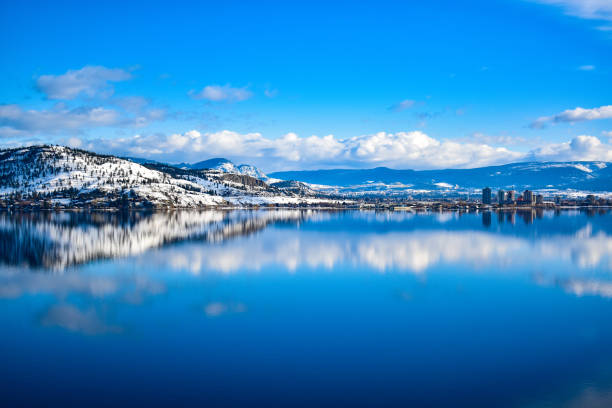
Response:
[0,146,328,208]
[236,164,267,180]
[176,157,268,180]
[270,162,612,195]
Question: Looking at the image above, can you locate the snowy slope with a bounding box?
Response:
[0,146,330,208]
[237,164,267,179]
[176,157,268,180]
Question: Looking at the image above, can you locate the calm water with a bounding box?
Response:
[2,209,612,407]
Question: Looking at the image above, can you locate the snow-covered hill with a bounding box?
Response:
[0,146,329,208]
[176,157,268,180]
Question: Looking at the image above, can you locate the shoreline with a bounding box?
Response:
[2,204,612,212]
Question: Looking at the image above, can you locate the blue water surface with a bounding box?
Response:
[1,209,612,407]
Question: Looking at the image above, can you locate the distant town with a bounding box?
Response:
[358,188,610,211]
[2,185,611,212]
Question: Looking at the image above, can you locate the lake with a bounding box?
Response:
[1,209,612,407]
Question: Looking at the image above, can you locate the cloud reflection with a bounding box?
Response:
[155,229,612,279]
[2,210,612,306]
[39,304,122,335]
[204,302,247,317]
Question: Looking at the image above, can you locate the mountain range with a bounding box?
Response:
[129,156,612,193]
[1,145,611,210]
[269,162,612,193]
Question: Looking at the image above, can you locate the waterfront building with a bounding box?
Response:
[536,195,543,205]
[482,187,492,204]
[522,190,535,205]
[497,190,505,204]
[507,190,515,203]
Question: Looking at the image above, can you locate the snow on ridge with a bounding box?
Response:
[573,164,593,173]
[0,145,331,207]
[434,182,455,189]
[237,164,267,180]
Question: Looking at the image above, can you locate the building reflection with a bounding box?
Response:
[518,209,534,224]
[506,211,515,225]
[482,211,491,227]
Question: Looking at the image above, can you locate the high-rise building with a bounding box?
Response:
[523,190,534,205]
[482,187,492,204]
[507,190,515,203]
[587,195,597,205]
[536,195,543,205]
[497,190,505,204]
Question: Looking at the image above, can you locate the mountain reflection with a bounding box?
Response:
[1,210,612,299]
[0,210,315,269]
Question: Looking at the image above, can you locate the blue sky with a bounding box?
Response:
[1,0,611,171]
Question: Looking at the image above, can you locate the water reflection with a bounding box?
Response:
[2,209,612,407]
[0,210,315,269]
[2,209,612,277]
[1,209,612,299]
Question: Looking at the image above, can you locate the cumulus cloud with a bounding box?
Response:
[531,105,612,128]
[0,103,164,137]
[88,129,612,171]
[87,129,528,171]
[389,99,415,112]
[528,134,612,161]
[189,84,252,102]
[36,66,132,100]
[530,0,612,22]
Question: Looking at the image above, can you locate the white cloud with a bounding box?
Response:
[578,64,596,70]
[189,84,252,102]
[0,103,164,137]
[87,129,528,171]
[531,105,612,128]
[89,129,612,171]
[389,99,416,112]
[0,104,120,133]
[530,0,612,21]
[528,134,612,161]
[36,66,132,100]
